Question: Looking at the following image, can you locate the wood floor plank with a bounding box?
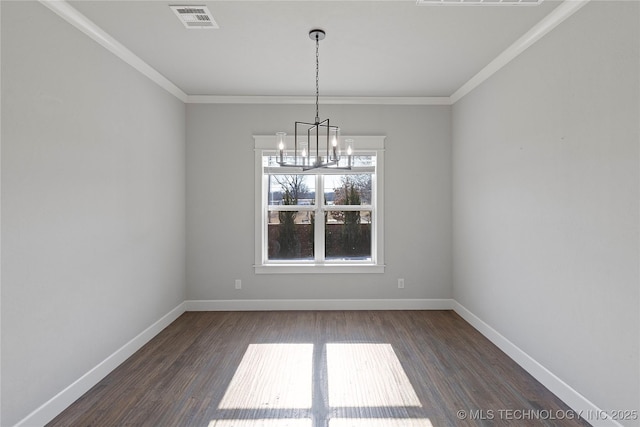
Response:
[47,311,591,427]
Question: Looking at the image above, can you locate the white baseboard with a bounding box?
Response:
[14,302,186,427]
[185,298,454,311]
[16,299,615,427]
[14,298,448,426]
[452,301,620,427]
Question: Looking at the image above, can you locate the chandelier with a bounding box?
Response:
[276,29,353,170]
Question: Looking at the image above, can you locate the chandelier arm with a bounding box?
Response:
[277,29,350,170]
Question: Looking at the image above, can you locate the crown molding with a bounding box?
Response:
[187,95,452,105]
[450,0,590,103]
[38,0,188,103]
[39,0,589,106]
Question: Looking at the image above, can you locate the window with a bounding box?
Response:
[254,135,385,273]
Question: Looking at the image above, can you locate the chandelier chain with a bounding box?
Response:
[276,29,350,171]
[315,35,320,124]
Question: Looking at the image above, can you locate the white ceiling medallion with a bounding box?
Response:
[169,5,218,29]
[417,0,542,5]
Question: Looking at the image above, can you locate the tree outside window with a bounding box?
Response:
[255,134,384,273]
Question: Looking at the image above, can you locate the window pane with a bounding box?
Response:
[268,211,314,260]
[266,154,302,167]
[325,210,372,261]
[351,155,375,167]
[335,154,376,168]
[268,175,315,206]
[324,174,372,205]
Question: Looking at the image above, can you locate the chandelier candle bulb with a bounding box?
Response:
[275,29,350,171]
[346,138,354,167]
[276,132,286,163]
[301,141,308,166]
[330,127,340,162]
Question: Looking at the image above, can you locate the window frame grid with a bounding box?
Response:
[255,135,385,274]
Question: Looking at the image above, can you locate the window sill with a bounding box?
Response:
[254,264,385,274]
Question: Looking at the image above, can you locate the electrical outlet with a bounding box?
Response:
[398,278,405,289]
[235,279,242,290]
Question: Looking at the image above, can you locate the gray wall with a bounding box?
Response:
[452,0,639,421]
[1,2,186,425]
[2,0,638,425]
[186,104,452,301]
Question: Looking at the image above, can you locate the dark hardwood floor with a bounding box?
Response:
[47,311,590,426]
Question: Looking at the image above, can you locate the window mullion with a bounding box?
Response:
[329,205,373,211]
[262,171,269,265]
[256,137,385,273]
[268,205,316,212]
[315,174,325,263]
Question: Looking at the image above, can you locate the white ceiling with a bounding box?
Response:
[65,0,565,98]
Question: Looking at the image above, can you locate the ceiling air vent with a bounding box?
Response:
[417,0,542,5]
[170,5,218,29]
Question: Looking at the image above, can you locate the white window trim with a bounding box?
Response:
[254,135,385,274]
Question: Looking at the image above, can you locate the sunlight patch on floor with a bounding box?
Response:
[218,343,313,409]
[208,420,312,427]
[326,343,422,407]
[329,419,433,427]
